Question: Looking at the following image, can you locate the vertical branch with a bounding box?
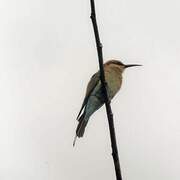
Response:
[90,0,123,180]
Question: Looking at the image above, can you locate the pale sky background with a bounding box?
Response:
[0,0,180,180]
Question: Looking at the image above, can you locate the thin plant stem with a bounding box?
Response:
[90,0,123,179]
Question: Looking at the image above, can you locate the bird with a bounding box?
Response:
[73,60,141,146]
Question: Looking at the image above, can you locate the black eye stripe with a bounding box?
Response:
[110,60,124,66]
[105,60,125,66]
[113,61,124,66]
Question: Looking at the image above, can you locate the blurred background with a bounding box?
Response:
[0,0,180,179]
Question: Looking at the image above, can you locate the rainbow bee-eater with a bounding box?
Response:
[73,60,141,146]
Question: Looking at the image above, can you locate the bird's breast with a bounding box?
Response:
[104,68,122,99]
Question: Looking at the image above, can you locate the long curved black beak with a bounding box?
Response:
[125,64,142,68]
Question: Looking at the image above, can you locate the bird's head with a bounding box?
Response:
[105,60,142,72]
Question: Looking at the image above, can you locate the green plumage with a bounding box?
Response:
[75,61,123,143]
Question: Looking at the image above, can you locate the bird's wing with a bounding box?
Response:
[76,71,100,120]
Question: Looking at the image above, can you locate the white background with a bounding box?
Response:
[0,0,180,180]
